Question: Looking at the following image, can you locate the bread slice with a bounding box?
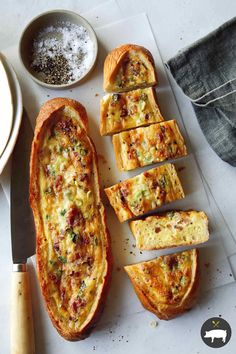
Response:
[130,210,209,250]
[104,164,184,222]
[124,249,200,320]
[103,44,157,93]
[113,120,187,171]
[100,87,164,136]
[30,98,112,340]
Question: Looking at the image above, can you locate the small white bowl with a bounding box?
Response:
[19,10,98,89]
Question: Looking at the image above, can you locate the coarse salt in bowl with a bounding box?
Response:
[19,10,98,89]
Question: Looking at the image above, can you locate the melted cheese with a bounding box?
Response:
[37,108,108,333]
[113,120,187,171]
[115,52,151,89]
[130,211,209,250]
[105,164,185,222]
[125,249,198,313]
[100,88,164,135]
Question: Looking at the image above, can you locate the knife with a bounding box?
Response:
[10,111,35,354]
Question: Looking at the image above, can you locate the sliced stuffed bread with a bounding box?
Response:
[30,98,112,341]
[103,44,157,93]
[113,120,187,171]
[104,164,185,222]
[100,88,164,136]
[130,210,209,250]
[124,249,200,320]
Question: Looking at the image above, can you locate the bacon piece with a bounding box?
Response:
[67,207,85,227]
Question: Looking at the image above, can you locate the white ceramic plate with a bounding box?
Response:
[0,55,23,174]
[0,54,13,157]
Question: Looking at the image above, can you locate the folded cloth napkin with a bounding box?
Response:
[166,16,236,166]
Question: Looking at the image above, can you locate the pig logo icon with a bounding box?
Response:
[204,329,227,343]
[201,317,231,348]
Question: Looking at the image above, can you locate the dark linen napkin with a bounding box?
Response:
[166,17,236,166]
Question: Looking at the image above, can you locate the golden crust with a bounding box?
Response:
[112,120,188,171]
[124,249,200,320]
[30,98,112,341]
[103,44,157,92]
[113,135,124,171]
[100,88,164,136]
[35,97,89,133]
[104,164,185,222]
[130,210,209,250]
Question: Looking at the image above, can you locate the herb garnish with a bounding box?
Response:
[58,256,67,264]
[78,280,86,297]
[112,94,120,102]
[60,209,67,216]
[70,230,79,244]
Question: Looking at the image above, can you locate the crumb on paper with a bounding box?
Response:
[177,166,186,172]
[95,93,99,97]
[150,320,158,328]
[98,154,107,164]
[204,262,210,268]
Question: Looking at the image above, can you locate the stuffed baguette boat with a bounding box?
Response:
[124,249,200,320]
[112,120,187,171]
[100,88,164,136]
[30,98,112,340]
[103,44,157,93]
[105,164,185,222]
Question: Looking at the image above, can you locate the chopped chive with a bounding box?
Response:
[180,276,186,286]
[140,93,148,101]
[112,94,120,102]
[56,269,62,278]
[80,148,88,156]
[70,231,79,244]
[44,187,53,195]
[60,209,67,216]
[58,256,67,264]
[49,260,56,266]
[78,280,86,297]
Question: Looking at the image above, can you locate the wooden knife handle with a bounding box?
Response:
[11,264,35,354]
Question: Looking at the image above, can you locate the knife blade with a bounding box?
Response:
[10,111,35,354]
[10,110,35,263]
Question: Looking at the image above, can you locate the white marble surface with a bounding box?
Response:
[0,1,236,353]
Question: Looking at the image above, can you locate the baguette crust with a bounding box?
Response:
[103,44,157,92]
[30,98,112,340]
[105,164,185,222]
[130,210,209,250]
[113,120,187,171]
[100,88,164,136]
[124,249,200,320]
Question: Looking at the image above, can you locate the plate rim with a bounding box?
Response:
[0,54,23,174]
